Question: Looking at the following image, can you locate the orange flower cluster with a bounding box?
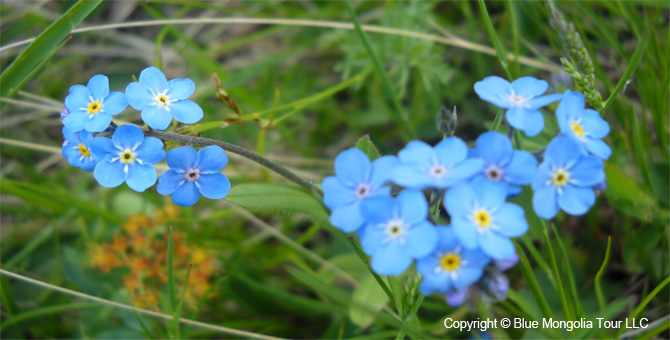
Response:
[88,205,219,309]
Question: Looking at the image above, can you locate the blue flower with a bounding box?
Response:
[61,127,101,172]
[157,146,231,207]
[556,90,611,159]
[446,290,468,307]
[444,179,528,259]
[472,131,537,195]
[322,148,398,232]
[474,76,562,136]
[360,190,438,275]
[126,67,203,130]
[416,226,490,295]
[532,136,605,219]
[91,124,165,192]
[62,75,128,132]
[392,138,484,190]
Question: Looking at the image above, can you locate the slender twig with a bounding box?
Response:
[0,268,285,340]
[144,129,323,196]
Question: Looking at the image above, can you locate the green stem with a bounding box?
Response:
[478,0,513,80]
[144,130,322,196]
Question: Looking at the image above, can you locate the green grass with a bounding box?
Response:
[0,1,668,339]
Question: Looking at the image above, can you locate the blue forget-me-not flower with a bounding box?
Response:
[126,67,204,130]
[416,226,490,295]
[157,145,231,207]
[322,148,398,232]
[62,127,100,172]
[92,124,165,192]
[556,90,611,159]
[471,131,537,196]
[360,190,438,275]
[444,179,528,260]
[532,136,605,219]
[63,75,128,132]
[392,138,484,190]
[474,76,562,137]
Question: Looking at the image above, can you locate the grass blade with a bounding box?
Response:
[614,275,670,339]
[0,0,102,99]
[167,227,178,339]
[514,240,554,320]
[595,236,612,312]
[542,227,573,321]
[477,0,513,79]
[551,223,583,318]
[600,36,649,113]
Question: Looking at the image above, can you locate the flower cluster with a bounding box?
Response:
[322,76,610,306]
[59,67,230,206]
[89,206,219,309]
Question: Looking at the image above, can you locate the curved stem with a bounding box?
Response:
[145,130,323,196]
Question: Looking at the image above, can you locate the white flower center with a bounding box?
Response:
[506,90,530,108]
[383,219,408,244]
[354,183,371,199]
[484,165,504,181]
[150,89,173,111]
[184,168,201,182]
[428,164,448,179]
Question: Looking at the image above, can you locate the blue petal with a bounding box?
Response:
[369,155,399,188]
[391,165,433,189]
[371,243,413,276]
[112,124,145,149]
[472,178,506,210]
[94,160,125,188]
[169,100,203,125]
[141,106,172,130]
[444,182,476,217]
[90,136,116,159]
[136,137,165,164]
[62,111,88,132]
[447,158,485,185]
[197,145,228,172]
[435,226,459,252]
[361,196,395,224]
[556,90,585,121]
[446,290,468,305]
[139,66,168,92]
[532,162,552,190]
[167,78,196,100]
[475,131,512,165]
[330,201,365,233]
[125,82,154,110]
[511,77,548,98]
[125,163,157,192]
[171,181,201,207]
[569,156,604,186]
[506,106,544,137]
[474,76,512,108]
[452,217,478,249]
[334,148,371,186]
[398,140,435,167]
[581,109,610,139]
[166,146,198,170]
[434,137,468,165]
[418,270,451,295]
[361,223,386,255]
[87,74,110,99]
[584,138,612,160]
[405,221,438,258]
[479,231,515,260]
[533,186,559,219]
[65,85,90,112]
[453,267,484,291]
[322,176,354,208]
[503,151,537,185]
[461,248,490,268]
[63,145,81,164]
[397,190,428,224]
[78,157,97,172]
[558,185,595,216]
[544,136,581,167]
[62,126,80,145]
[528,93,563,109]
[103,92,128,115]
[157,169,184,195]
[198,173,231,199]
[84,113,113,133]
[492,203,528,237]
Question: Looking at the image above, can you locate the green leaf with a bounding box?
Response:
[603,163,655,221]
[355,135,382,161]
[0,0,102,98]
[349,274,390,328]
[226,184,329,225]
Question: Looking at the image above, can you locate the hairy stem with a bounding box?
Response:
[144,130,323,196]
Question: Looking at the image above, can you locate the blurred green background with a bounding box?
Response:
[0,1,668,339]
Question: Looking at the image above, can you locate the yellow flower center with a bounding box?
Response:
[78,144,91,157]
[120,150,135,163]
[440,253,461,271]
[156,95,169,106]
[88,101,102,114]
[571,121,585,137]
[473,209,491,228]
[551,169,570,187]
